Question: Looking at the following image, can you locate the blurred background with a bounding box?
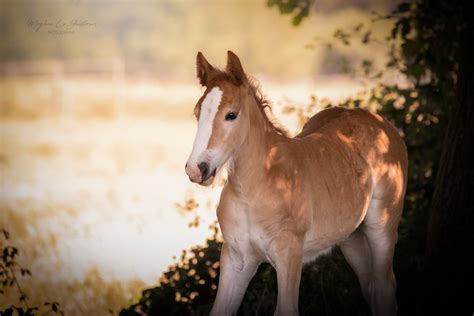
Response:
[2,0,470,315]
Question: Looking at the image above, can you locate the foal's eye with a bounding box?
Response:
[225,112,238,121]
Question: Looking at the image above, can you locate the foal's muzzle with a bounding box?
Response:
[198,162,209,180]
[185,161,216,185]
[198,162,216,183]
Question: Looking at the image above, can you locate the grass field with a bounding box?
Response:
[0,75,364,314]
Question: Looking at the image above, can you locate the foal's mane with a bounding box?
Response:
[245,75,289,137]
[209,68,289,137]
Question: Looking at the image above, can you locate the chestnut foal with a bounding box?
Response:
[185,51,407,316]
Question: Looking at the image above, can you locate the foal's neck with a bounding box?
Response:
[228,87,286,189]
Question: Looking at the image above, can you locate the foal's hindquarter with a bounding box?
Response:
[212,107,407,316]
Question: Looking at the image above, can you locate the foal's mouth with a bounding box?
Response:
[200,168,217,186]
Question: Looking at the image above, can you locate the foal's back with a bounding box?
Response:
[299,106,408,203]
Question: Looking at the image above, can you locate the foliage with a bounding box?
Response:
[266,0,314,26]
[122,0,466,315]
[0,230,64,316]
[272,0,466,312]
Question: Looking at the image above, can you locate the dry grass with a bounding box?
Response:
[0,75,365,314]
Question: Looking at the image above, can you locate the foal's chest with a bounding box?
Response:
[218,201,275,260]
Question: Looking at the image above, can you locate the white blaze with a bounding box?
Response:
[188,87,223,166]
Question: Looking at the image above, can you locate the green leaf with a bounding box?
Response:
[292,6,309,26]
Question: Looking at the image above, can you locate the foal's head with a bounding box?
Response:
[185,51,251,186]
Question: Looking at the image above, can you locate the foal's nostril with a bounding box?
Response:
[185,162,188,170]
[198,162,209,179]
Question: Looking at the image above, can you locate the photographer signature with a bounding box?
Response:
[26,18,96,35]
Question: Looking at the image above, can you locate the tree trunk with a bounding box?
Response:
[422,20,474,314]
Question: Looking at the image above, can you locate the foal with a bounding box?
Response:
[185,51,407,316]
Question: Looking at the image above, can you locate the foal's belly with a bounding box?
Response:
[301,237,339,264]
[233,228,343,265]
[301,219,363,263]
[302,244,335,264]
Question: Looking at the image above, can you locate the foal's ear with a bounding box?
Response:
[226,50,246,85]
[196,52,215,87]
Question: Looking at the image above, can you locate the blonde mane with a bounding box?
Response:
[246,75,289,137]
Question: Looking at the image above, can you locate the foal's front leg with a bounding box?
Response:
[271,235,304,316]
[210,242,258,316]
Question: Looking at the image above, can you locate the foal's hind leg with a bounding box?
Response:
[363,198,402,316]
[340,228,372,302]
